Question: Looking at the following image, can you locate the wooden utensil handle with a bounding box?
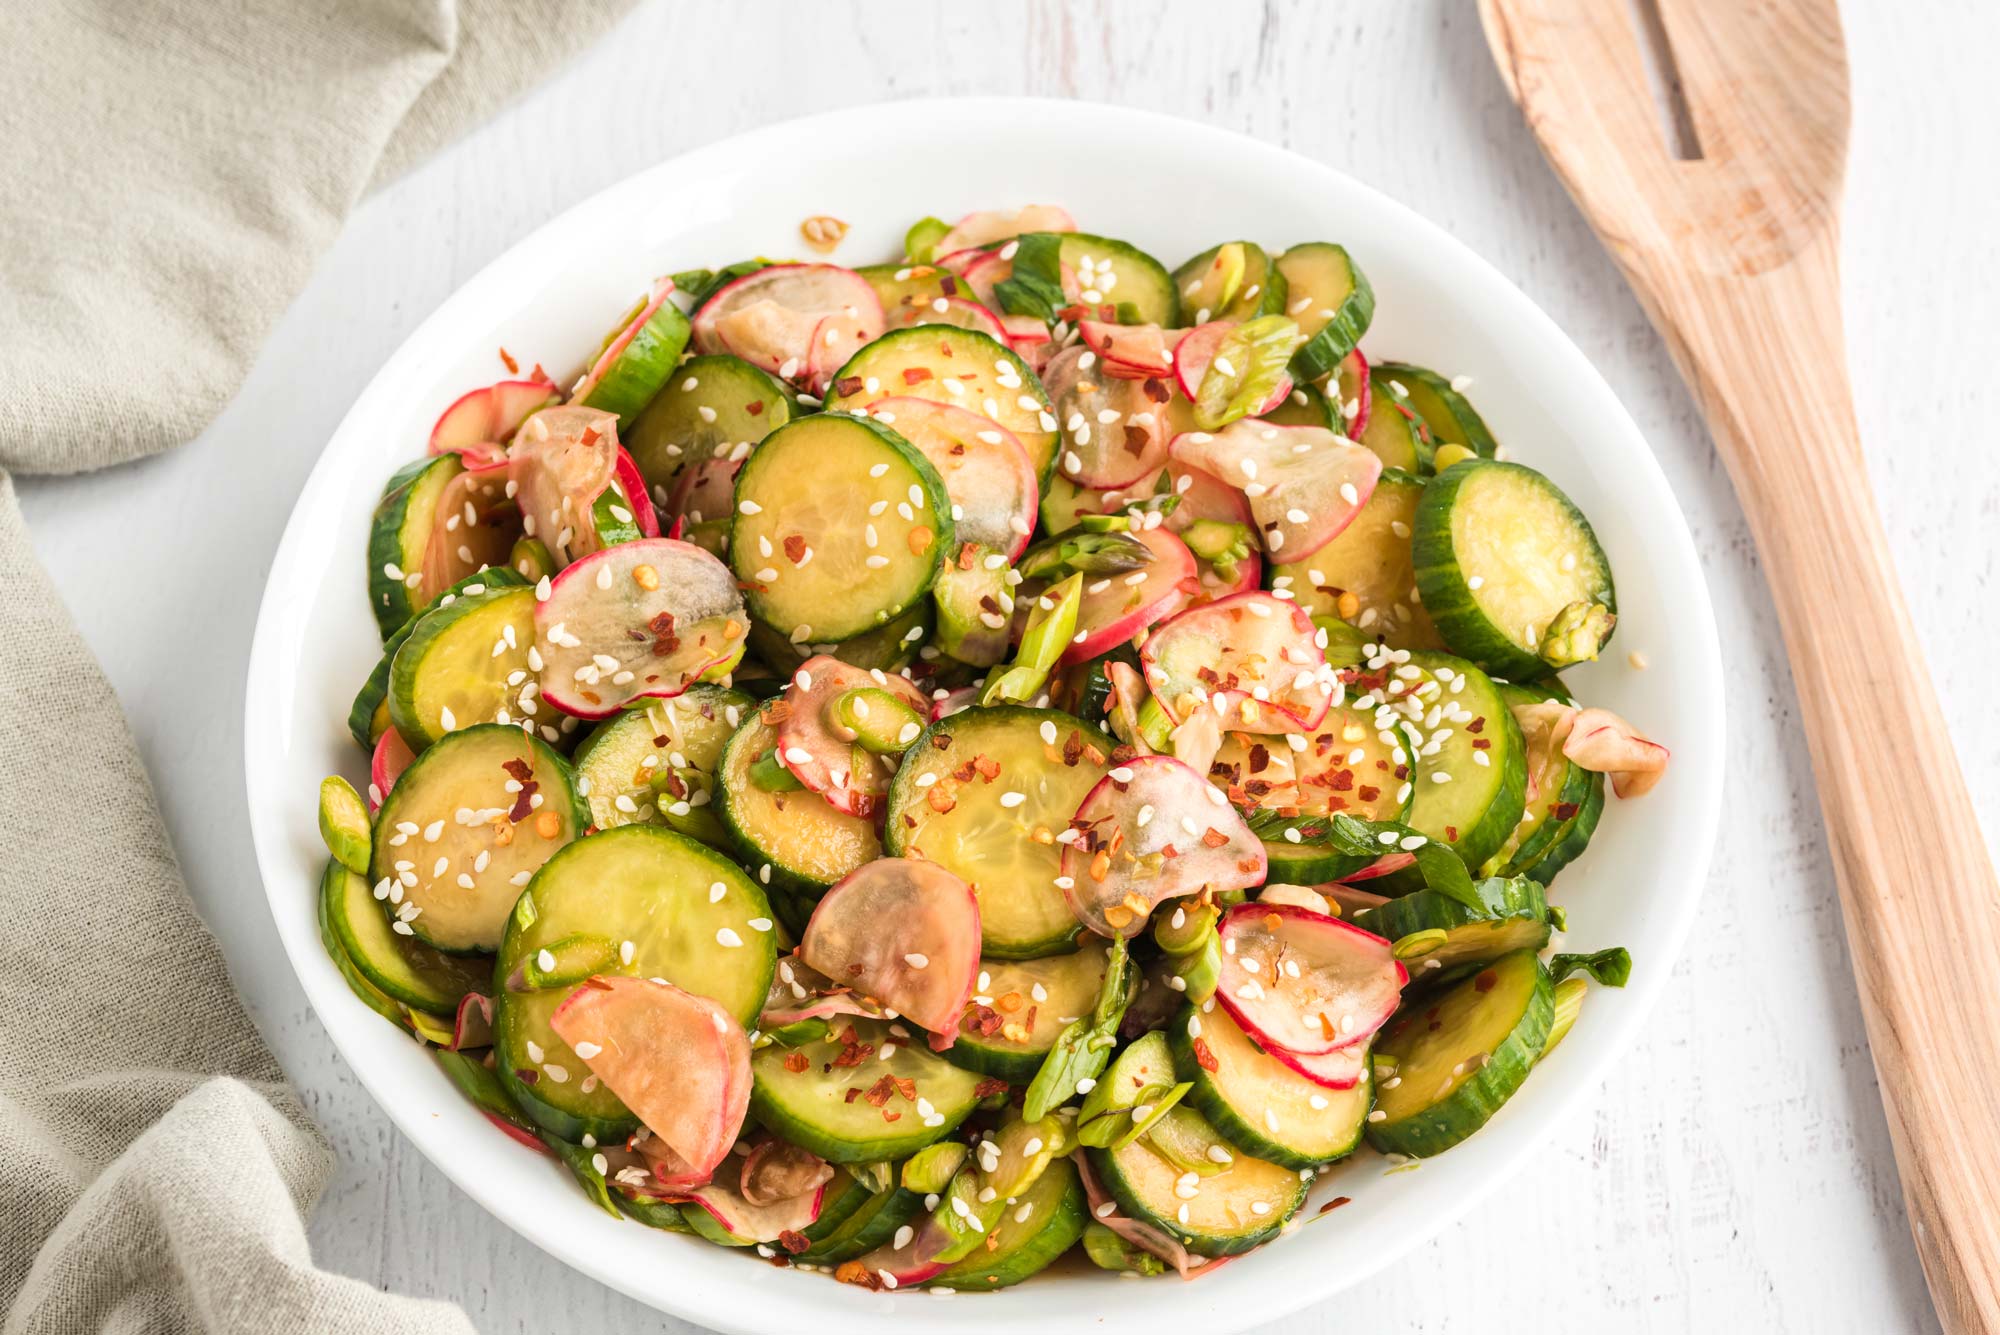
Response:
[1620,228,2000,1334]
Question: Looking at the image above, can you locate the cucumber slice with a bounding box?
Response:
[1353,877,1551,982]
[319,776,371,874]
[744,601,932,678]
[368,453,462,639]
[749,1018,983,1163]
[1412,459,1618,679]
[625,353,800,501]
[1367,948,1554,1157]
[1273,471,1443,651]
[822,325,1057,480]
[1356,377,1427,472]
[1173,242,1283,325]
[349,569,528,748]
[729,414,952,643]
[795,1185,926,1265]
[1275,242,1375,384]
[368,724,585,954]
[322,838,487,1015]
[716,712,881,896]
[944,939,1116,1083]
[1374,362,1498,458]
[316,861,412,1031]
[1059,234,1179,327]
[1366,649,1527,874]
[570,684,754,847]
[387,584,537,748]
[1169,1005,1369,1169]
[933,1156,1088,1291]
[1088,1104,1306,1257]
[494,824,775,1141]
[571,284,691,427]
[884,706,1115,960]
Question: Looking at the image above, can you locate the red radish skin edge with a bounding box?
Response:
[1139,591,1333,733]
[1215,902,1407,1057]
[573,278,673,404]
[428,378,557,468]
[612,446,660,537]
[1264,1038,1366,1091]
[369,727,415,811]
[1340,347,1372,437]
[484,1111,550,1155]
[1059,527,1198,665]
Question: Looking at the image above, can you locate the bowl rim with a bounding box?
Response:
[245,94,1723,1333]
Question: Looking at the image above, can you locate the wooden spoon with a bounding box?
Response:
[1477,1,2000,1329]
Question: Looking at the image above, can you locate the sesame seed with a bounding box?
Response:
[716,928,743,947]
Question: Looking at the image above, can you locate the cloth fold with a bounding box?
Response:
[0,1,633,1330]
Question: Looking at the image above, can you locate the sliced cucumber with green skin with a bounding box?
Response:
[1412,459,1618,679]
[571,283,692,428]
[822,325,1058,480]
[322,845,487,1015]
[730,414,952,643]
[1172,242,1285,325]
[1088,1106,1306,1257]
[745,601,932,678]
[933,1156,1088,1291]
[349,568,527,748]
[795,1185,926,1264]
[1353,380,1426,472]
[613,1190,692,1233]
[625,353,799,500]
[1273,469,1443,651]
[1169,1005,1370,1170]
[1354,877,1551,983]
[1378,650,1528,875]
[1367,948,1553,1158]
[1484,681,1590,877]
[943,939,1115,1083]
[387,585,537,748]
[570,684,754,846]
[716,712,880,897]
[494,824,775,1142]
[316,861,411,1031]
[1526,768,1604,886]
[319,776,371,874]
[368,453,462,639]
[1276,242,1376,383]
[884,706,1115,960]
[1374,361,1498,458]
[749,1018,983,1163]
[368,724,585,954]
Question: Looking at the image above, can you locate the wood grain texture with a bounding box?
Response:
[15,1,1999,1330]
[1481,3,2000,1329]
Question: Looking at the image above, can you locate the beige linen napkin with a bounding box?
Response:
[0,1,631,1329]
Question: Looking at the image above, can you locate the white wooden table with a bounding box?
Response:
[19,1,1998,1329]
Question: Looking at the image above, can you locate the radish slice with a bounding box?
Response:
[508,404,620,568]
[1042,344,1176,489]
[534,538,746,720]
[484,1111,550,1155]
[1545,703,1671,798]
[569,277,674,409]
[760,954,889,1029]
[772,656,931,818]
[942,247,1078,313]
[1141,592,1334,733]
[1321,881,1395,915]
[999,314,1055,373]
[1215,902,1406,1056]
[369,727,415,810]
[1334,347,1372,437]
[1060,525,1198,665]
[1335,855,1414,886]
[612,446,659,538]
[1265,1038,1367,1091]
[665,456,740,527]
[1171,420,1382,561]
[799,858,981,1044]
[1060,755,1265,939]
[1173,321,1293,419]
[430,378,559,469]
[548,975,751,1188]
[1160,462,1261,602]
[692,264,885,392]
[680,1142,833,1242]
[891,294,1009,341]
[848,1217,953,1288]
[452,992,494,1050]
[1079,320,1176,380]
[420,458,516,594]
[930,685,980,721]
[867,397,1038,560]
[934,205,1078,255]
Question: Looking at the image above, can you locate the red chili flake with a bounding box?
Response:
[747,400,765,416]
[903,366,934,385]
[1472,737,1492,750]
[1553,802,1580,820]
[973,1077,1009,1098]
[1467,717,1486,733]
[834,375,864,396]
[1358,785,1380,802]
[930,733,953,751]
[861,1074,900,1106]
[507,781,539,823]
[1248,744,1270,774]
[972,755,1001,782]
[1474,969,1498,993]
[514,1068,539,1085]
[1122,425,1151,455]
[502,758,534,782]
[783,1050,809,1074]
[580,426,601,448]
[778,1230,810,1254]
[1318,1196,1353,1214]
[1109,743,1137,765]
[834,1261,884,1290]
[783,534,808,564]
[647,611,680,657]
[1394,764,1410,780]
[939,274,959,296]
[1192,1037,1219,1073]
[498,346,520,374]
[1201,828,1229,849]
[1446,825,1459,841]
[1330,769,1355,792]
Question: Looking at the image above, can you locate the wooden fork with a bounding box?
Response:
[1477,1,2000,1329]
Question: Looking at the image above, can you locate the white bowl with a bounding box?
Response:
[246,97,1722,1334]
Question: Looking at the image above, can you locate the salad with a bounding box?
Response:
[313,204,1669,1291]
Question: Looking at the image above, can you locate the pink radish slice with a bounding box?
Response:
[1141,591,1333,734]
[1042,343,1177,489]
[1160,462,1261,603]
[1265,1037,1367,1091]
[534,538,746,720]
[1321,882,1395,916]
[930,685,980,721]
[933,204,1078,255]
[760,954,889,1029]
[484,1111,551,1155]
[849,1217,953,1288]
[569,277,673,407]
[1336,347,1372,437]
[666,456,740,527]
[1059,755,1265,939]
[1060,524,1198,665]
[799,857,981,1044]
[1171,420,1382,561]
[692,264,885,390]
[1561,705,1670,798]
[891,294,1009,341]
[452,992,494,1049]
[420,458,517,594]
[868,397,1037,560]
[1079,320,1176,380]
[429,377,559,469]
[1215,902,1406,1056]
[999,314,1054,373]
[508,404,620,568]
[772,656,930,818]
[612,446,659,537]
[369,727,415,810]
[681,1147,831,1242]
[1334,856,1414,886]
[549,975,751,1186]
